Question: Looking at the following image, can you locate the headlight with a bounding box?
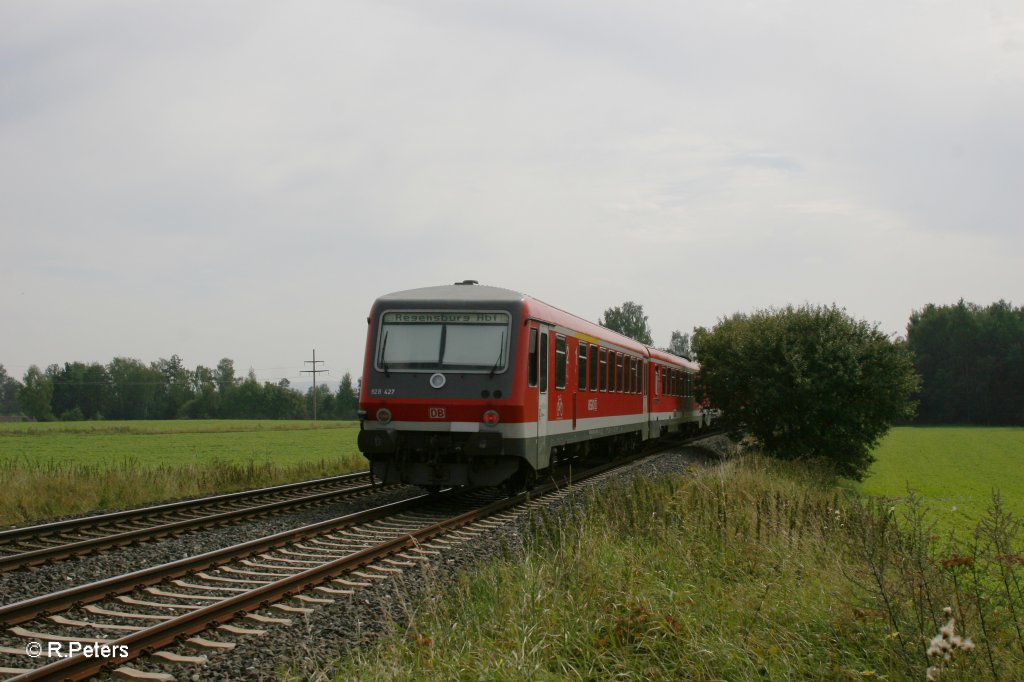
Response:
[376,408,392,424]
[482,410,500,425]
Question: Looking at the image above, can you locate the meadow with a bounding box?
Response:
[857,426,1024,532]
[0,420,365,525]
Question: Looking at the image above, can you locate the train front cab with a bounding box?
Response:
[357,293,529,489]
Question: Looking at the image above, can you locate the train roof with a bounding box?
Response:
[373,282,699,370]
[375,282,525,305]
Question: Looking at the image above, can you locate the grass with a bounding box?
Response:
[286,430,1024,681]
[0,419,362,468]
[0,420,365,525]
[289,457,899,681]
[857,427,1024,531]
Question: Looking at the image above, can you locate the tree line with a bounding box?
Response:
[906,299,1024,425]
[2,298,1019,427]
[0,357,359,422]
[598,298,1022,430]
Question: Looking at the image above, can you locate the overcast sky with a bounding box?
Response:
[2,0,1021,386]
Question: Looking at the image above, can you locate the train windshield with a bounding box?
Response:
[377,311,510,373]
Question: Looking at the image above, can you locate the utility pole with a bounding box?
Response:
[301,349,328,420]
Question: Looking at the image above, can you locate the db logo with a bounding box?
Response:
[428,407,446,419]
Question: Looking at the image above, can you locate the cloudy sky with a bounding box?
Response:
[2,0,1021,386]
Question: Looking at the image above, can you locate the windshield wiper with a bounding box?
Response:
[379,331,390,377]
[490,331,505,378]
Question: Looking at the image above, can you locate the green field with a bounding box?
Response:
[0,419,363,469]
[0,420,366,525]
[859,426,1024,532]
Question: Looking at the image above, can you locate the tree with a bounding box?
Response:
[0,364,22,415]
[336,372,359,419]
[19,365,54,421]
[231,370,264,419]
[667,330,691,359]
[307,384,334,420]
[692,304,919,480]
[153,355,194,418]
[49,362,111,420]
[181,364,218,419]
[907,300,1024,425]
[106,357,162,420]
[599,301,653,345]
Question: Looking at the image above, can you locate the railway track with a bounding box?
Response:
[0,444,678,682]
[0,471,386,573]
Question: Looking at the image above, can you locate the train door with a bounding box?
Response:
[536,325,551,467]
[641,358,649,439]
[649,361,661,438]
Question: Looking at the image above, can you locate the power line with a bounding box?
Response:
[300,349,329,421]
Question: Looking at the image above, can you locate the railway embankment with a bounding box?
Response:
[289,438,1024,682]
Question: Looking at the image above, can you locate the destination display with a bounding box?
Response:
[382,312,509,324]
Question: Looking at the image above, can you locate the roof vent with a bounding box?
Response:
[455,279,479,285]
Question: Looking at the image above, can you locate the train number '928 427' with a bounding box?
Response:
[356,281,714,492]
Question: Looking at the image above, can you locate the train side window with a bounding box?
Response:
[632,358,639,394]
[527,329,538,387]
[625,357,632,394]
[577,342,588,390]
[555,335,567,390]
[607,352,614,393]
[616,354,624,393]
[589,345,598,392]
[539,332,548,393]
[599,348,607,391]
[654,365,660,396]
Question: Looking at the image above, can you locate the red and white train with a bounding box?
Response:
[357,281,712,490]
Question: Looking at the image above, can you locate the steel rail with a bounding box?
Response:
[0,489,454,627]
[0,472,379,573]
[9,493,525,682]
[0,470,371,543]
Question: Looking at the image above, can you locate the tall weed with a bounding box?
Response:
[843,487,1024,679]
[0,455,363,525]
